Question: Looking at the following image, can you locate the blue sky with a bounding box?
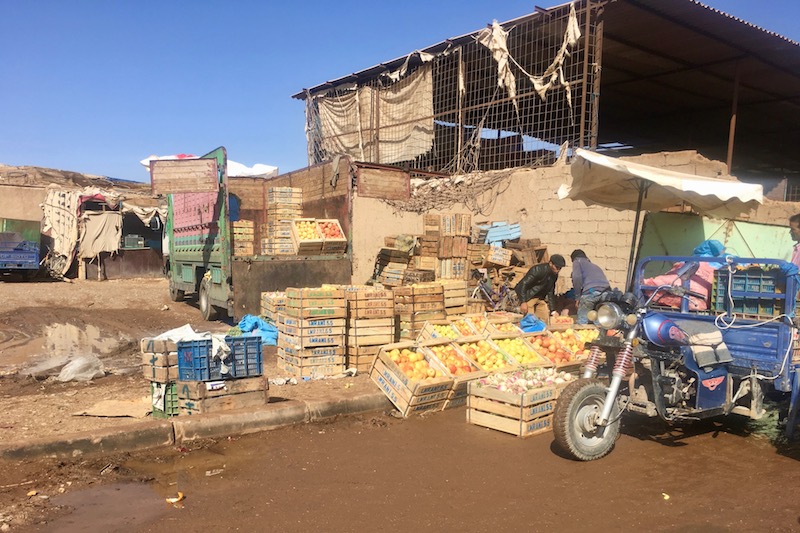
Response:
[3,1,799,183]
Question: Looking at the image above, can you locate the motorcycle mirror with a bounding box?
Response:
[674,262,699,282]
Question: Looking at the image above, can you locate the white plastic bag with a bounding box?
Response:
[57,355,105,382]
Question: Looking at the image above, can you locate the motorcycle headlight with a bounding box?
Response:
[596,303,624,329]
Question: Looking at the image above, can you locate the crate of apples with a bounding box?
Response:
[526,333,576,366]
[550,328,599,358]
[491,322,523,334]
[493,337,550,367]
[293,219,321,240]
[427,343,479,376]
[452,318,478,337]
[431,323,458,340]
[458,339,515,372]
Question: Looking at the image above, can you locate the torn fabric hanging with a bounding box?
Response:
[316,65,434,164]
[78,211,122,260]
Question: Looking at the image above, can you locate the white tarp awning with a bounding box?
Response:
[558,148,763,219]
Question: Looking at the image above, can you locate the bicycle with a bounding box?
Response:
[470,268,520,312]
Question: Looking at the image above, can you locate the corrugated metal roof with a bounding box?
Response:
[293,0,800,99]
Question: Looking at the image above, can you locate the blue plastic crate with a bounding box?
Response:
[225,335,263,378]
[177,339,221,381]
[177,336,263,381]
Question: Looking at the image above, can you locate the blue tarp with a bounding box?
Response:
[238,314,278,346]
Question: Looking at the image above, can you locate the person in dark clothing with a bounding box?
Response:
[570,249,611,324]
[515,254,566,322]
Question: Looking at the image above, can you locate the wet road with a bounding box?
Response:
[31,408,800,533]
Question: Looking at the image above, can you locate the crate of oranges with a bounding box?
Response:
[370,342,453,417]
[317,219,348,254]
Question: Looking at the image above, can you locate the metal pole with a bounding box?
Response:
[625,181,645,291]
[726,60,742,174]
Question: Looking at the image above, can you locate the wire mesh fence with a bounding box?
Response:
[303,1,599,175]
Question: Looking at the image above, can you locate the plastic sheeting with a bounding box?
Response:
[316,64,434,164]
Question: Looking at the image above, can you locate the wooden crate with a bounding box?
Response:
[412,256,438,271]
[179,389,267,415]
[286,287,345,299]
[278,315,345,329]
[486,246,513,266]
[455,335,519,373]
[422,339,487,399]
[369,344,452,417]
[317,219,348,254]
[489,334,552,368]
[278,322,346,337]
[278,347,346,367]
[291,218,323,255]
[277,354,345,378]
[278,331,344,349]
[279,344,345,359]
[416,319,457,342]
[140,338,178,354]
[466,381,558,437]
[177,376,267,400]
[142,364,178,383]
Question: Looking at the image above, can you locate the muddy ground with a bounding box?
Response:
[0,277,379,529]
[1,278,799,531]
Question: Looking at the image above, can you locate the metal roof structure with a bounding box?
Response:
[293,0,800,183]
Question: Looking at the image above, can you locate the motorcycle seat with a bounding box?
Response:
[672,319,734,368]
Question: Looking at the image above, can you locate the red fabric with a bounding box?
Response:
[643,262,715,310]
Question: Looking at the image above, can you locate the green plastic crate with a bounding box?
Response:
[150,382,178,418]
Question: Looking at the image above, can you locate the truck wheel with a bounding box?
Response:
[553,378,620,461]
[168,280,185,302]
[199,279,219,321]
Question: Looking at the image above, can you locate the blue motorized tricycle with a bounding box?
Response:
[552,255,800,461]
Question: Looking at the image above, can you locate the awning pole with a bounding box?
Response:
[625,181,645,291]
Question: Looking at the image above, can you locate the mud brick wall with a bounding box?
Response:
[350,150,800,293]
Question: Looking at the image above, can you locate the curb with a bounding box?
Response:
[0,392,392,460]
[0,420,175,460]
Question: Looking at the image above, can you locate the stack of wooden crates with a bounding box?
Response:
[260,291,287,322]
[345,287,397,372]
[231,220,255,256]
[175,336,267,415]
[141,337,179,418]
[261,187,302,255]
[394,284,446,339]
[276,287,347,378]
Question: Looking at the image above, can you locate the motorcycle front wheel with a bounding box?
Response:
[553,378,620,461]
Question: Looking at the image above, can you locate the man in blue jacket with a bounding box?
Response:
[570,249,610,324]
[515,254,566,322]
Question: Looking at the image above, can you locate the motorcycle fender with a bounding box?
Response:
[682,347,728,410]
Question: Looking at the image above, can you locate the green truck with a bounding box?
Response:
[152,147,351,320]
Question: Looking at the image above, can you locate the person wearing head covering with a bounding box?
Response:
[515,254,566,323]
[570,249,611,324]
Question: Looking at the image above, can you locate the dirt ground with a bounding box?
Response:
[0,277,376,441]
[2,278,800,531]
[0,277,383,529]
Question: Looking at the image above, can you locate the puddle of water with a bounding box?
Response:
[39,483,170,533]
[0,323,130,376]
